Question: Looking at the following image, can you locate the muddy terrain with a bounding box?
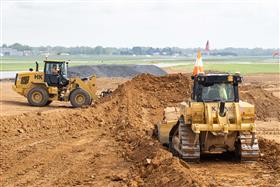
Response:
[0,73,279,186]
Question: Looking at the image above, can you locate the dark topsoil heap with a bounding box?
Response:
[68,64,167,78]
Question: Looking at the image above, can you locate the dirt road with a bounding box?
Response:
[0,74,279,186]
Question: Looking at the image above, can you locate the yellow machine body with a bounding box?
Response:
[13,72,97,101]
[158,101,255,145]
[157,73,260,161]
[12,60,98,107]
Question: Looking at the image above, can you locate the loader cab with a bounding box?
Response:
[192,74,242,102]
[44,60,69,87]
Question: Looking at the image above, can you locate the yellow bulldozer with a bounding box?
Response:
[157,73,260,162]
[13,60,98,107]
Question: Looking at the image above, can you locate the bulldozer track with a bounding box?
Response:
[239,132,260,162]
[174,119,200,162]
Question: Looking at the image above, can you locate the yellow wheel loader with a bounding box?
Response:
[12,60,98,108]
[158,73,260,162]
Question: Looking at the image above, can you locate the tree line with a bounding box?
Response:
[1,43,277,56]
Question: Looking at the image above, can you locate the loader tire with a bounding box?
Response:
[27,87,49,107]
[70,88,92,108]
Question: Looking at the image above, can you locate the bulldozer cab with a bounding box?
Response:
[192,74,242,103]
[44,60,69,87]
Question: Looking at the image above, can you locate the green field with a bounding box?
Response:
[1,55,279,74]
[170,63,280,74]
[1,55,157,71]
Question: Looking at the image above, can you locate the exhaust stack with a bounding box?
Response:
[35,61,39,71]
[219,101,226,117]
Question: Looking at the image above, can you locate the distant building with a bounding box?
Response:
[23,50,32,56]
[152,52,160,56]
[57,52,70,56]
[0,47,24,56]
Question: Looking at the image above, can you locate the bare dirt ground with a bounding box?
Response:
[0,77,127,116]
[0,74,279,186]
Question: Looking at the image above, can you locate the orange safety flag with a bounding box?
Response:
[193,49,204,76]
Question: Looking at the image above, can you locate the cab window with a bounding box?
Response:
[45,63,67,77]
[201,83,234,102]
[45,63,59,75]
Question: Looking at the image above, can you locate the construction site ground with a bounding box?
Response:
[0,73,279,186]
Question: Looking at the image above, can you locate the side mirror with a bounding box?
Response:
[29,68,33,72]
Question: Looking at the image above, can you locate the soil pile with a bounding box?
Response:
[0,73,279,186]
[68,64,167,78]
[240,84,280,121]
[0,74,204,186]
[259,138,280,172]
[100,73,202,186]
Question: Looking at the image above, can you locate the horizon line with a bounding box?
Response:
[2,43,279,50]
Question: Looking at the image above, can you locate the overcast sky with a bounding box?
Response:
[1,0,279,48]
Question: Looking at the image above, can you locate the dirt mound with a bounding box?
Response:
[1,73,280,186]
[68,64,167,78]
[240,84,280,121]
[108,74,204,186]
[0,74,204,186]
[259,138,280,172]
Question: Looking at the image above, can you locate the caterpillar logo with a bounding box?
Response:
[34,74,43,80]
